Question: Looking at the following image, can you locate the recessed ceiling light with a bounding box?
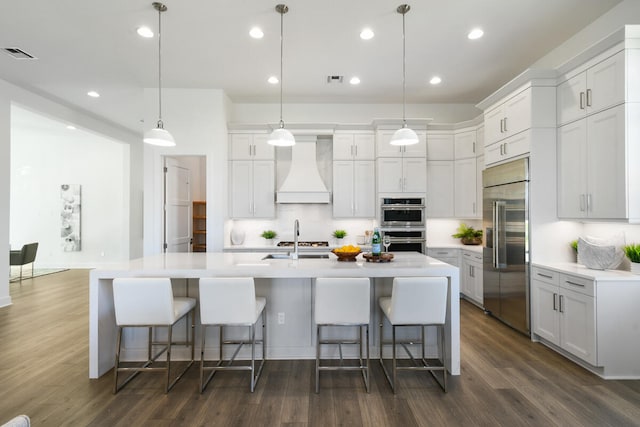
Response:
[468,28,484,40]
[87,91,100,98]
[430,76,442,85]
[249,27,264,39]
[360,28,374,40]
[268,76,279,84]
[66,125,76,130]
[137,26,154,38]
[350,77,361,85]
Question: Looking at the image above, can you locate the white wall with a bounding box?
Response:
[0,92,10,307]
[10,107,130,268]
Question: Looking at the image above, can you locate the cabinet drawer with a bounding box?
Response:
[560,274,595,297]
[531,267,559,285]
[461,250,482,263]
[428,248,458,257]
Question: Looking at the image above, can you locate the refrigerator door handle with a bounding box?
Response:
[492,201,499,269]
[493,200,506,269]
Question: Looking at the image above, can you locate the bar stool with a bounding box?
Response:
[315,277,370,393]
[379,276,448,393]
[112,277,196,393]
[199,277,266,392]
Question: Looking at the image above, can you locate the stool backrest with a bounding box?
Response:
[22,242,39,264]
[113,278,176,325]
[315,277,370,324]
[390,277,448,325]
[199,277,256,324]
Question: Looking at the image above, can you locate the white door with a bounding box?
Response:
[164,157,192,252]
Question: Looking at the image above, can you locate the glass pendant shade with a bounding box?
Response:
[144,123,176,147]
[390,125,419,146]
[267,127,295,147]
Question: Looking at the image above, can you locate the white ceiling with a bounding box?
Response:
[0,0,622,133]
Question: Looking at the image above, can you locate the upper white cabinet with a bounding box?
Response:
[484,88,533,146]
[557,51,625,126]
[376,129,427,158]
[454,158,477,218]
[333,132,375,160]
[426,131,454,160]
[377,157,426,193]
[426,161,454,218]
[230,160,275,218]
[454,129,477,159]
[229,133,274,160]
[333,160,375,218]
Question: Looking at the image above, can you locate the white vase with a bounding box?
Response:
[230,227,245,245]
[631,262,640,275]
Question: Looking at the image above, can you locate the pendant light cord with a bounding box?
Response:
[157,5,163,127]
[401,9,407,128]
[279,8,284,129]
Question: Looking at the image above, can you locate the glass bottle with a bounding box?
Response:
[372,227,382,256]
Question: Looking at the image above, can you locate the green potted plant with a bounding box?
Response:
[623,243,640,274]
[332,229,347,245]
[261,230,277,245]
[452,223,483,245]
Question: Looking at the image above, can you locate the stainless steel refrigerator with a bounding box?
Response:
[483,158,530,335]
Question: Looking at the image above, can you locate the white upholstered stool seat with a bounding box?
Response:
[112,277,196,393]
[379,277,448,393]
[315,277,370,393]
[199,277,266,392]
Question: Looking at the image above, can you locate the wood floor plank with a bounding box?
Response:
[1,272,640,426]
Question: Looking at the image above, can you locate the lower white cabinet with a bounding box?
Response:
[332,160,375,218]
[461,250,483,305]
[229,160,275,218]
[531,267,596,365]
[427,248,459,267]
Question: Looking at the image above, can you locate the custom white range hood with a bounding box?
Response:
[276,136,331,204]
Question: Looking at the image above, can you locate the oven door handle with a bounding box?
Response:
[381,206,425,210]
[388,238,426,243]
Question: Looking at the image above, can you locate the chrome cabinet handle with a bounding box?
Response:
[472,142,476,153]
[500,144,504,156]
[503,143,507,155]
[355,145,358,156]
[537,272,553,279]
[580,91,585,110]
[559,295,564,313]
[503,117,507,132]
[587,194,592,212]
[553,293,558,311]
[565,280,585,288]
[499,118,504,133]
[586,88,592,107]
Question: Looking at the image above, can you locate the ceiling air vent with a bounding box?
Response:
[2,47,37,60]
[326,75,344,84]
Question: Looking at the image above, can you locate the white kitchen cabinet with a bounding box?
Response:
[557,104,627,219]
[454,129,477,159]
[531,267,596,365]
[332,160,375,218]
[484,88,532,146]
[427,248,459,267]
[475,125,485,156]
[426,131,454,160]
[454,158,477,218]
[377,157,426,193]
[557,50,625,126]
[333,133,375,160]
[484,128,531,166]
[376,129,427,158]
[476,155,484,219]
[229,133,274,160]
[426,161,454,218]
[460,250,483,305]
[230,160,275,218]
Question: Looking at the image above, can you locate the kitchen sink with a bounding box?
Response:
[262,253,329,260]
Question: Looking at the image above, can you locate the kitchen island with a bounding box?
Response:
[89,252,460,378]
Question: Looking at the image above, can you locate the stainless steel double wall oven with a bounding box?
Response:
[380,197,426,253]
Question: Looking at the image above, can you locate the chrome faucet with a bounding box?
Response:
[292,219,300,260]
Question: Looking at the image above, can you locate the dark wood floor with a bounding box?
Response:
[1,270,640,426]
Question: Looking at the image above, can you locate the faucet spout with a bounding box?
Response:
[292,219,300,260]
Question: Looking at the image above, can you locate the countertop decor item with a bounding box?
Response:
[230,227,245,245]
[363,252,394,263]
[623,243,640,274]
[332,230,347,239]
[331,245,361,262]
[578,237,624,270]
[452,223,482,245]
[261,230,277,245]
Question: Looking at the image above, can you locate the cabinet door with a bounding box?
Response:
[426,132,454,160]
[475,156,484,219]
[403,158,427,193]
[460,257,474,298]
[426,161,454,218]
[252,160,275,218]
[377,158,403,192]
[587,51,625,115]
[454,130,476,159]
[557,120,588,218]
[484,141,503,166]
[332,160,355,217]
[403,131,427,157]
[475,125,485,156]
[560,289,596,365]
[376,130,403,157]
[353,161,375,217]
[471,259,483,304]
[454,158,477,218]
[504,89,532,137]
[333,134,355,160]
[230,160,253,218]
[354,134,375,160]
[484,105,505,146]
[531,280,560,345]
[503,130,531,160]
[229,134,253,160]
[252,134,274,160]
[587,105,626,219]
[557,72,587,126]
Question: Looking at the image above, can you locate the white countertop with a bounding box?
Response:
[533,262,639,282]
[91,251,458,280]
[223,244,371,253]
[428,244,483,254]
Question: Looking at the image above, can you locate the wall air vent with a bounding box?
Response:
[326,75,344,84]
[2,47,37,60]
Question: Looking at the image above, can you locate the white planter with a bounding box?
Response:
[630,262,640,275]
[230,227,245,245]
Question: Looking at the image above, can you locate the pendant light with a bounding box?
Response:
[390,4,419,146]
[144,2,175,147]
[267,4,295,147]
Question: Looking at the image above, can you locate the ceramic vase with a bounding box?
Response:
[230,227,245,245]
[631,262,640,275]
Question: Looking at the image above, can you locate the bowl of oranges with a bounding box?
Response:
[331,244,362,262]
